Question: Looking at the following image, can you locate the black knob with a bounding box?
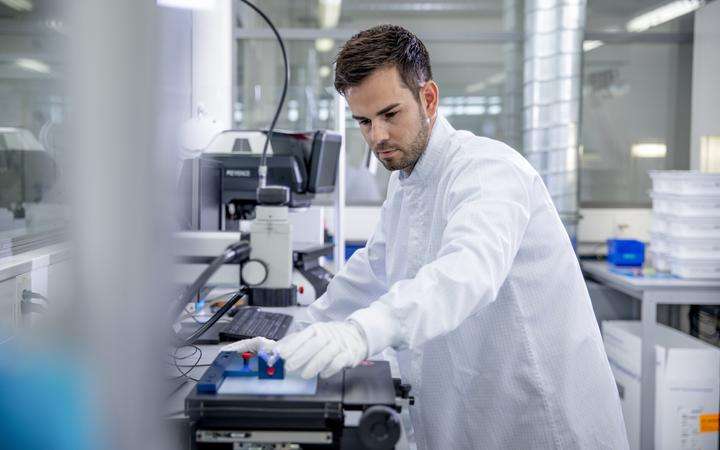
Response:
[358,405,401,449]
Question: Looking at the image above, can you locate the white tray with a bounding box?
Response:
[649,170,720,196]
[670,257,720,280]
[651,192,720,218]
[659,213,720,239]
[666,236,720,259]
[649,250,671,272]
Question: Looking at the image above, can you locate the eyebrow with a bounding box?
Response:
[352,103,401,121]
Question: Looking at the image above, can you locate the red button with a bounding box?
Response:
[298,286,304,294]
[242,352,252,360]
[266,366,276,376]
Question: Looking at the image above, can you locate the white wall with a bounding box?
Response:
[193,0,234,128]
[690,1,720,169]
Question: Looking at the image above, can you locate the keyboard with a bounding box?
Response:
[219,307,293,342]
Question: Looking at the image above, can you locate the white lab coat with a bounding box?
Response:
[308,116,629,449]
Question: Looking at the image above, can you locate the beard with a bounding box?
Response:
[375,109,430,172]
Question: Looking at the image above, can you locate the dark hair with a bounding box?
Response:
[334,24,432,99]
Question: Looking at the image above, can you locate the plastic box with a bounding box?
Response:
[650,214,669,234]
[661,214,720,239]
[669,256,720,279]
[650,192,720,218]
[607,239,645,267]
[649,170,720,196]
[649,232,668,253]
[649,250,671,272]
[666,236,720,259]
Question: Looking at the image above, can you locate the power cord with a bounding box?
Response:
[168,240,250,329]
[21,289,50,314]
[23,290,49,303]
[170,345,203,382]
[239,0,289,189]
[175,287,248,347]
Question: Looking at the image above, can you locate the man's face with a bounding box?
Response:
[346,66,431,173]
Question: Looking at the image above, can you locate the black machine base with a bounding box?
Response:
[250,286,298,307]
[185,359,411,449]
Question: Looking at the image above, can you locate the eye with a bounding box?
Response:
[384,111,397,120]
[358,119,370,126]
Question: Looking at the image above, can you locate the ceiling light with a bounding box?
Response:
[15,58,50,74]
[631,142,666,158]
[626,0,704,33]
[700,136,720,172]
[0,0,33,11]
[157,0,215,10]
[583,40,604,52]
[465,72,505,94]
[318,65,331,78]
[318,0,342,29]
[315,38,335,53]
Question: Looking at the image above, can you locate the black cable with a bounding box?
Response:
[176,287,248,347]
[165,381,189,400]
[171,345,203,382]
[167,363,212,368]
[168,241,250,326]
[239,0,289,188]
[182,288,231,324]
[171,345,200,361]
[205,290,239,305]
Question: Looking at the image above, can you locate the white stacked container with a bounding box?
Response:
[649,171,720,279]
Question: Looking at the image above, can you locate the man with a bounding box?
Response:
[226,25,629,449]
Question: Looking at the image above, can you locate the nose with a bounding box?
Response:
[369,120,389,145]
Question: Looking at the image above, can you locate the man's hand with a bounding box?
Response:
[220,336,277,355]
[276,321,368,379]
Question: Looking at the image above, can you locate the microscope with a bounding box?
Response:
[175,129,341,306]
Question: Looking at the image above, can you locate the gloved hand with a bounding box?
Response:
[220,336,277,355]
[276,321,369,379]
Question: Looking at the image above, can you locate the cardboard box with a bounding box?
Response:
[602,321,720,450]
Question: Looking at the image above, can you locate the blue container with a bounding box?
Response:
[323,240,367,262]
[607,239,645,267]
[344,241,366,261]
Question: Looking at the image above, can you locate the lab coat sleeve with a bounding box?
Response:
[348,156,533,356]
[306,205,389,323]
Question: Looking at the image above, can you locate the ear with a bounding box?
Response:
[421,80,439,119]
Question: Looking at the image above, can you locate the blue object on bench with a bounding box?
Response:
[196,351,285,394]
[607,239,645,267]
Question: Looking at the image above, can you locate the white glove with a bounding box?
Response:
[220,336,277,355]
[276,321,369,379]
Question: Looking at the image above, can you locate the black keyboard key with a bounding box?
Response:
[218,307,294,342]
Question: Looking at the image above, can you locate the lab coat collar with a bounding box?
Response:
[399,114,454,185]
